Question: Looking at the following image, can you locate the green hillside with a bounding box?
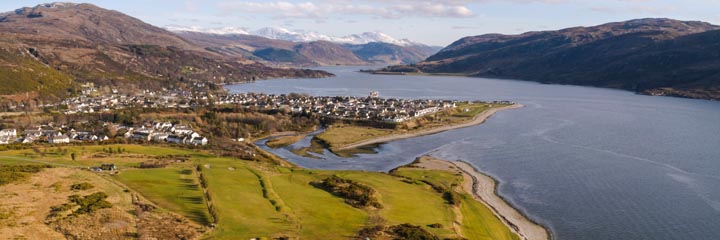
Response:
[0,48,74,99]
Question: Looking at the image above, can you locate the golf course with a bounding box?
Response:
[0,144,521,239]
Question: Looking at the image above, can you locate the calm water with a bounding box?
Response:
[227,66,720,240]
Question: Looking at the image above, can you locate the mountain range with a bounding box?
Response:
[2,3,718,102]
[0,3,331,101]
[168,26,442,66]
[381,18,720,100]
[165,25,424,47]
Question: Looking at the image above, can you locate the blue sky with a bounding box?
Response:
[3,0,720,46]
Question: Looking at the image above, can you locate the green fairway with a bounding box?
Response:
[269,170,368,239]
[339,171,458,238]
[200,158,292,239]
[114,166,211,225]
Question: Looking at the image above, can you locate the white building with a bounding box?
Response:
[0,129,17,137]
[49,134,71,144]
[190,137,208,146]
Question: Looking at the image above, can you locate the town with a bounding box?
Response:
[0,85,513,146]
[58,86,510,122]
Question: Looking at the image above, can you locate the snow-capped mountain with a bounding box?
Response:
[165,25,250,35]
[166,25,423,46]
[251,27,419,46]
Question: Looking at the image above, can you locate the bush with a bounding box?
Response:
[0,165,50,186]
[427,223,443,228]
[312,175,382,209]
[390,224,439,240]
[70,182,94,191]
[69,192,113,214]
[443,190,462,206]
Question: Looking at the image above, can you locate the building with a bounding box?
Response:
[49,134,70,144]
[370,91,379,98]
[189,137,208,146]
[166,135,184,144]
[100,164,116,171]
[132,129,153,141]
[0,129,17,137]
[152,133,170,142]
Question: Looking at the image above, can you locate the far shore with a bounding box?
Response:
[413,156,550,240]
[336,104,523,150]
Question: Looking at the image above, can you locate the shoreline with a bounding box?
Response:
[413,156,550,240]
[336,104,523,150]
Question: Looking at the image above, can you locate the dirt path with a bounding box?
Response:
[336,104,523,150]
[414,156,550,240]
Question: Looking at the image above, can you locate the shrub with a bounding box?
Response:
[390,224,439,240]
[0,165,49,186]
[312,175,382,209]
[427,223,443,228]
[69,192,113,214]
[70,182,94,191]
[443,190,462,206]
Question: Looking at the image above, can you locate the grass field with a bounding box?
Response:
[0,144,203,168]
[0,144,519,239]
[315,126,393,149]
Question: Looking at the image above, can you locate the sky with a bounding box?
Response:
[3,0,720,46]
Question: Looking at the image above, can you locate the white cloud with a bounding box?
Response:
[217,1,476,19]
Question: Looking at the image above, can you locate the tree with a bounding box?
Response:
[71,152,76,161]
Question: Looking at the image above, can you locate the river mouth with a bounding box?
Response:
[230,65,720,240]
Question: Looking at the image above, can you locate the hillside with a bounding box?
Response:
[383,18,720,100]
[294,41,367,66]
[344,42,436,65]
[0,3,331,100]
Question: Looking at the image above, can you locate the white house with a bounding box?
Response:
[49,134,70,144]
[173,125,194,135]
[0,129,17,137]
[190,137,208,146]
[152,133,169,142]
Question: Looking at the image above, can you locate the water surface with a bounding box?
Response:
[227,66,720,240]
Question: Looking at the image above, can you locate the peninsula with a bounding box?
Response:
[335,104,523,150]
